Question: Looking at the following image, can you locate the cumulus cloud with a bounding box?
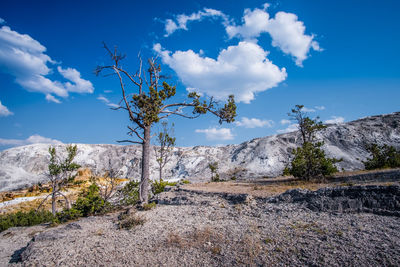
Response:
[280,119,291,125]
[315,105,325,111]
[301,106,316,112]
[235,117,274,128]
[0,18,5,25]
[195,127,234,141]
[97,95,119,108]
[0,25,94,102]
[324,116,345,124]
[226,4,321,66]
[45,94,61,103]
[164,8,230,36]
[277,123,298,134]
[154,41,287,103]
[0,134,62,147]
[0,100,13,116]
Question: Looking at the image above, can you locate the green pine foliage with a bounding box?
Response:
[0,210,54,232]
[288,142,340,180]
[363,144,400,170]
[285,105,341,181]
[73,182,108,217]
[119,180,140,206]
[208,162,220,182]
[152,179,177,195]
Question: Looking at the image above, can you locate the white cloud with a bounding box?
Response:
[301,106,316,112]
[0,100,13,116]
[324,116,345,124]
[0,134,62,147]
[164,8,230,37]
[195,128,234,140]
[235,117,274,128]
[226,6,270,40]
[97,95,119,108]
[280,119,291,125]
[315,105,325,110]
[104,90,112,93]
[0,25,94,102]
[57,66,94,94]
[45,94,61,103]
[0,18,5,25]
[226,4,321,66]
[154,41,287,103]
[266,12,322,66]
[277,123,298,134]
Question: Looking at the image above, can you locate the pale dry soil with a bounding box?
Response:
[1,185,399,267]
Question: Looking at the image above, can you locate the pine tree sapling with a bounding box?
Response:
[154,121,176,181]
[363,144,400,170]
[208,162,220,182]
[285,105,340,181]
[38,145,80,215]
[96,44,237,204]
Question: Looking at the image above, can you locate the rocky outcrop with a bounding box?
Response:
[0,112,399,192]
[269,185,400,216]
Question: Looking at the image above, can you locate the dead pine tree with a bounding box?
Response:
[37,145,80,215]
[154,121,175,181]
[95,43,237,204]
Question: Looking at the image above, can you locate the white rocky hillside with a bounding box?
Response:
[0,112,399,192]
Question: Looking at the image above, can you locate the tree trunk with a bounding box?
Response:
[140,126,151,204]
[51,191,56,216]
[159,166,162,182]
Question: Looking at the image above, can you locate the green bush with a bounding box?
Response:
[73,183,107,217]
[363,144,400,170]
[181,179,190,184]
[119,180,140,205]
[142,202,156,210]
[287,142,340,181]
[0,210,54,232]
[55,208,82,223]
[152,179,177,195]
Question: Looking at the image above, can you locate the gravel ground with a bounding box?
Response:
[1,186,399,266]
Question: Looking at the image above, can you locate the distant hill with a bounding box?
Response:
[1,112,399,192]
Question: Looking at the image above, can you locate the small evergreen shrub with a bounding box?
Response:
[181,179,190,184]
[142,202,156,210]
[73,183,107,216]
[0,210,54,232]
[363,144,400,170]
[287,142,340,180]
[55,208,82,223]
[119,180,140,205]
[152,179,177,195]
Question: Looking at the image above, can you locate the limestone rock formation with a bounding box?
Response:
[0,112,399,192]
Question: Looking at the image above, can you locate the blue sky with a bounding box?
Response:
[0,0,399,150]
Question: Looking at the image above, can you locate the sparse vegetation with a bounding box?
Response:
[118,213,146,230]
[284,105,341,181]
[208,162,220,182]
[154,121,176,181]
[38,145,80,215]
[96,44,236,204]
[142,202,156,211]
[152,179,177,195]
[363,144,400,170]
